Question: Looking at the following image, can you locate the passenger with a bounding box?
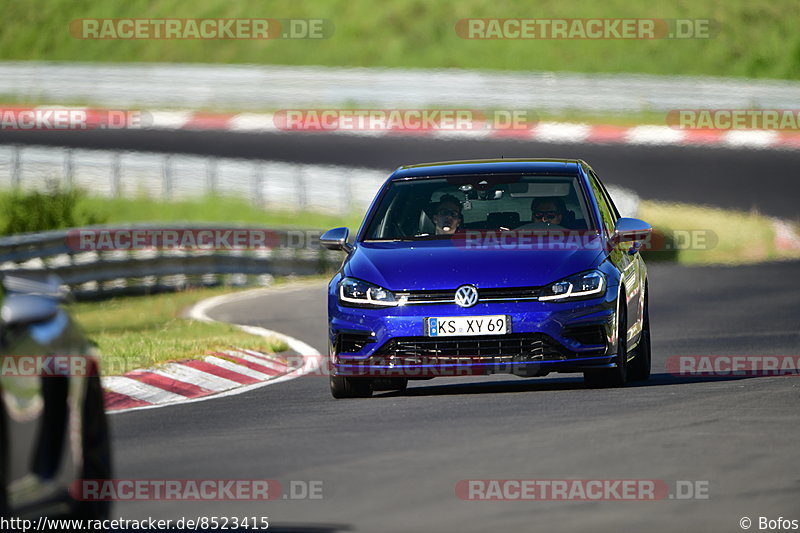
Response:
[432,194,464,235]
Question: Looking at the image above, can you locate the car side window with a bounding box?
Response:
[592,171,621,221]
[588,171,616,236]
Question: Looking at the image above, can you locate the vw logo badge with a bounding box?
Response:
[454,285,479,308]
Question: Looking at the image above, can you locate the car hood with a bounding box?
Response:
[345,239,606,290]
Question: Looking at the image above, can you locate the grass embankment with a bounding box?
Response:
[78,194,367,229]
[0,191,366,235]
[0,0,798,80]
[639,200,800,265]
[70,286,290,376]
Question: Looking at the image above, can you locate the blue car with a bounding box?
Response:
[321,159,652,398]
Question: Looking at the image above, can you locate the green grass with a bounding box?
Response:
[639,200,800,265]
[0,0,798,80]
[70,286,290,376]
[0,191,366,234]
[80,194,366,229]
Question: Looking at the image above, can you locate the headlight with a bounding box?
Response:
[539,270,605,301]
[338,277,401,307]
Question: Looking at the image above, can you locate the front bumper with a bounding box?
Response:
[328,289,618,378]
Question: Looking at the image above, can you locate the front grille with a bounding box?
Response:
[397,286,540,305]
[400,290,454,303]
[371,333,571,365]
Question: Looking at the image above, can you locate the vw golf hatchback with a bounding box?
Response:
[321,159,652,398]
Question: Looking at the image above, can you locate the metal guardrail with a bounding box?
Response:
[0,225,341,299]
[0,144,388,213]
[2,61,799,112]
[0,145,639,217]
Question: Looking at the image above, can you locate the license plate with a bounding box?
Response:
[426,315,510,337]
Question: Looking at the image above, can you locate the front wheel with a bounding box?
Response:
[330,375,373,399]
[628,290,651,382]
[584,299,628,388]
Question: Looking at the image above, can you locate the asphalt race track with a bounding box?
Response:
[4,132,799,531]
[110,262,800,532]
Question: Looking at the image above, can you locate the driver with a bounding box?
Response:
[531,197,566,226]
[432,194,464,235]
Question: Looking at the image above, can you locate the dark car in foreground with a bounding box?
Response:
[0,275,111,520]
[322,159,652,398]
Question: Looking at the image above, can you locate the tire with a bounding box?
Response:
[628,288,651,382]
[330,375,373,399]
[72,374,112,520]
[584,297,628,388]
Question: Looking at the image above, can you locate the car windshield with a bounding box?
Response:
[363,174,594,240]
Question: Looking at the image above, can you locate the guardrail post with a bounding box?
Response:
[111,152,121,197]
[162,154,172,200]
[341,175,351,215]
[252,162,264,207]
[296,166,307,211]
[11,145,21,188]
[63,148,74,188]
[206,158,217,196]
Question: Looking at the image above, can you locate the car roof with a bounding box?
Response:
[390,158,586,179]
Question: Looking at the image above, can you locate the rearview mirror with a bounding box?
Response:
[613,217,652,243]
[320,227,353,252]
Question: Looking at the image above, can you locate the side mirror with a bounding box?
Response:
[613,218,652,243]
[320,227,353,252]
[1,294,59,327]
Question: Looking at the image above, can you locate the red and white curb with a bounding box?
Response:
[102,349,298,412]
[135,111,800,150]
[7,106,800,151]
[102,286,323,414]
